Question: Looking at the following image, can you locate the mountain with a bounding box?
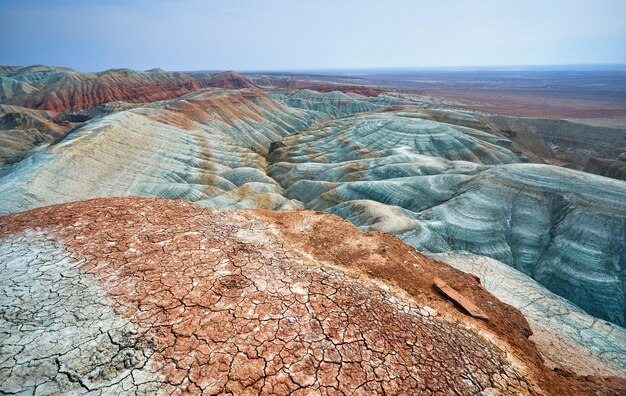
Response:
[423,110,626,170]
[0,76,37,101]
[0,65,205,112]
[584,155,626,181]
[0,87,322,214]
[0,104,69,166]
[268,89,407,117]
[248,74,384,96]
[266,106,626,329]
[192,70,258,89]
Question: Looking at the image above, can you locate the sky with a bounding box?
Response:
[1,0,625,72]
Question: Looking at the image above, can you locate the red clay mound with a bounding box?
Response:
[0,197,624,395]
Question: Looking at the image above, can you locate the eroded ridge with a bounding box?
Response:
[1,198,624,395]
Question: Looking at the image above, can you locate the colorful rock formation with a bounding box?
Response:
[1,65,204,112]
[1,66,625,392]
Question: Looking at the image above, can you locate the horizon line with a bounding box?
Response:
[4,63,626,74]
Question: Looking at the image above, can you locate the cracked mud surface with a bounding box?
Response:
[0,233,161,394]
[1,198,625,395]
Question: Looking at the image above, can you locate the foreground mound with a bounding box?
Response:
[1,198,624,395]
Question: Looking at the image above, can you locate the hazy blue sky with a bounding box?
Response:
[1,0,625,71]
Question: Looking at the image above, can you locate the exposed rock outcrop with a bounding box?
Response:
[0,104,69,166]
[268,114,626,328]
[0,88,322,214]
[269,89,410,118]
[0,76,37,101]
[194,70,258,89]
[584,156,626,181]
[1,65,205,112]
[268,110,520,166]
[407,108,626,172]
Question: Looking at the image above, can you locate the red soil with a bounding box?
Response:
[1,197,624,395]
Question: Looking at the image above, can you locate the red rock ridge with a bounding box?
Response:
[6,70,206,112]
[198,70,258,89]
[314,85,383,97]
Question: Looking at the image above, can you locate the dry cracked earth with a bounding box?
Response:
[2,198,625,395]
